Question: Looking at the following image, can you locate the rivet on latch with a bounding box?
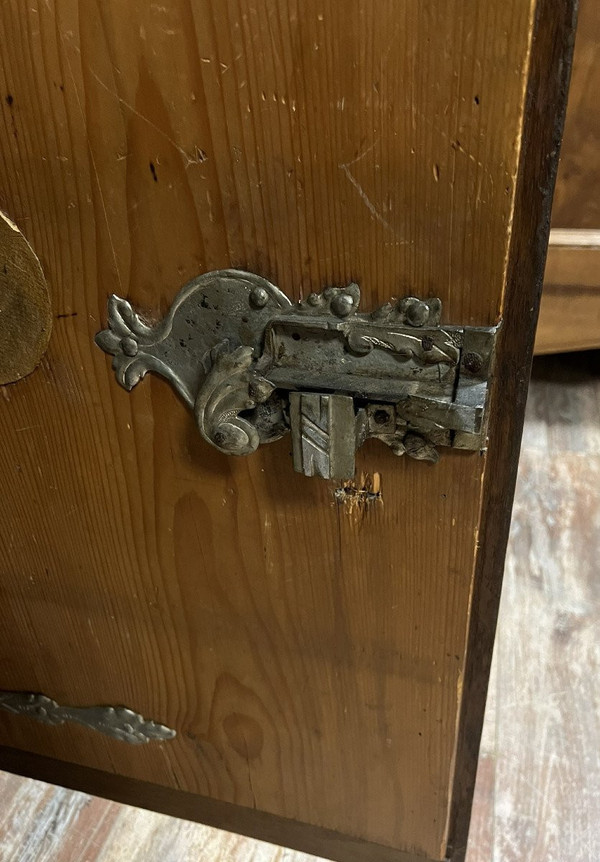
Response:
[249,286,269,309]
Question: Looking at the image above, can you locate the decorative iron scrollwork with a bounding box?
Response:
[96,270,499,480]
[0,691,176,745]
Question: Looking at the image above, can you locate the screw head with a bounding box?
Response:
[249,286,269,309]
[463,351,483,373]
[405,300,430,327]
[373,408,390,425]
[331,292,354,317]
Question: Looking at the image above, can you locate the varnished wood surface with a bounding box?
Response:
[3,353,599,861]
[551,0,600,229]
[0,1,569,859]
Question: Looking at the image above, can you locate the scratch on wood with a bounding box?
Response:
[338,163,395,233]
[60,30,204,169]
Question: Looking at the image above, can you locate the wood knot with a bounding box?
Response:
[222,712,264,760]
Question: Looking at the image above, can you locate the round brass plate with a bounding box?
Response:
[0,211,51,384]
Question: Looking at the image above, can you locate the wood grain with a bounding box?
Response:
[467,353,600,862]
[551,0,600,229]
[3,354,600,861]
[0,1,569,860]
[492,454,600,860]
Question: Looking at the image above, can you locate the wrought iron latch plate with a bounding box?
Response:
[96,270,499,480]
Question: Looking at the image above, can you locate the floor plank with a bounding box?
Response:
[1,352,599,861]
[467,352,600,862]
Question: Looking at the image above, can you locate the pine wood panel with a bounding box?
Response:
[3,354,600,862]
[0,2,570,861]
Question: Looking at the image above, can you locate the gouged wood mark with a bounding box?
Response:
[334,471,383,519]
[0,212,51,384]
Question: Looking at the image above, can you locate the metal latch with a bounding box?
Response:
[96,270,499,480]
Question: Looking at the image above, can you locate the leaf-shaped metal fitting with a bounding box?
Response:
[95,270,291,407]
[95,295,158,390]
[0,691,175,745]
[96,269,499,480]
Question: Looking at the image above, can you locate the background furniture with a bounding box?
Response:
[537,0,600,354]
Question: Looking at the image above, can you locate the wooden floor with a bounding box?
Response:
[1,352,599,862]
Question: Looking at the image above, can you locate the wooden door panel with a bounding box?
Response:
[0,1,575,860]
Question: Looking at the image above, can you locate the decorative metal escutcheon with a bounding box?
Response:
[96,270,499,480]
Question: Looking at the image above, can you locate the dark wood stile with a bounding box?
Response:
[446,0,578,859]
